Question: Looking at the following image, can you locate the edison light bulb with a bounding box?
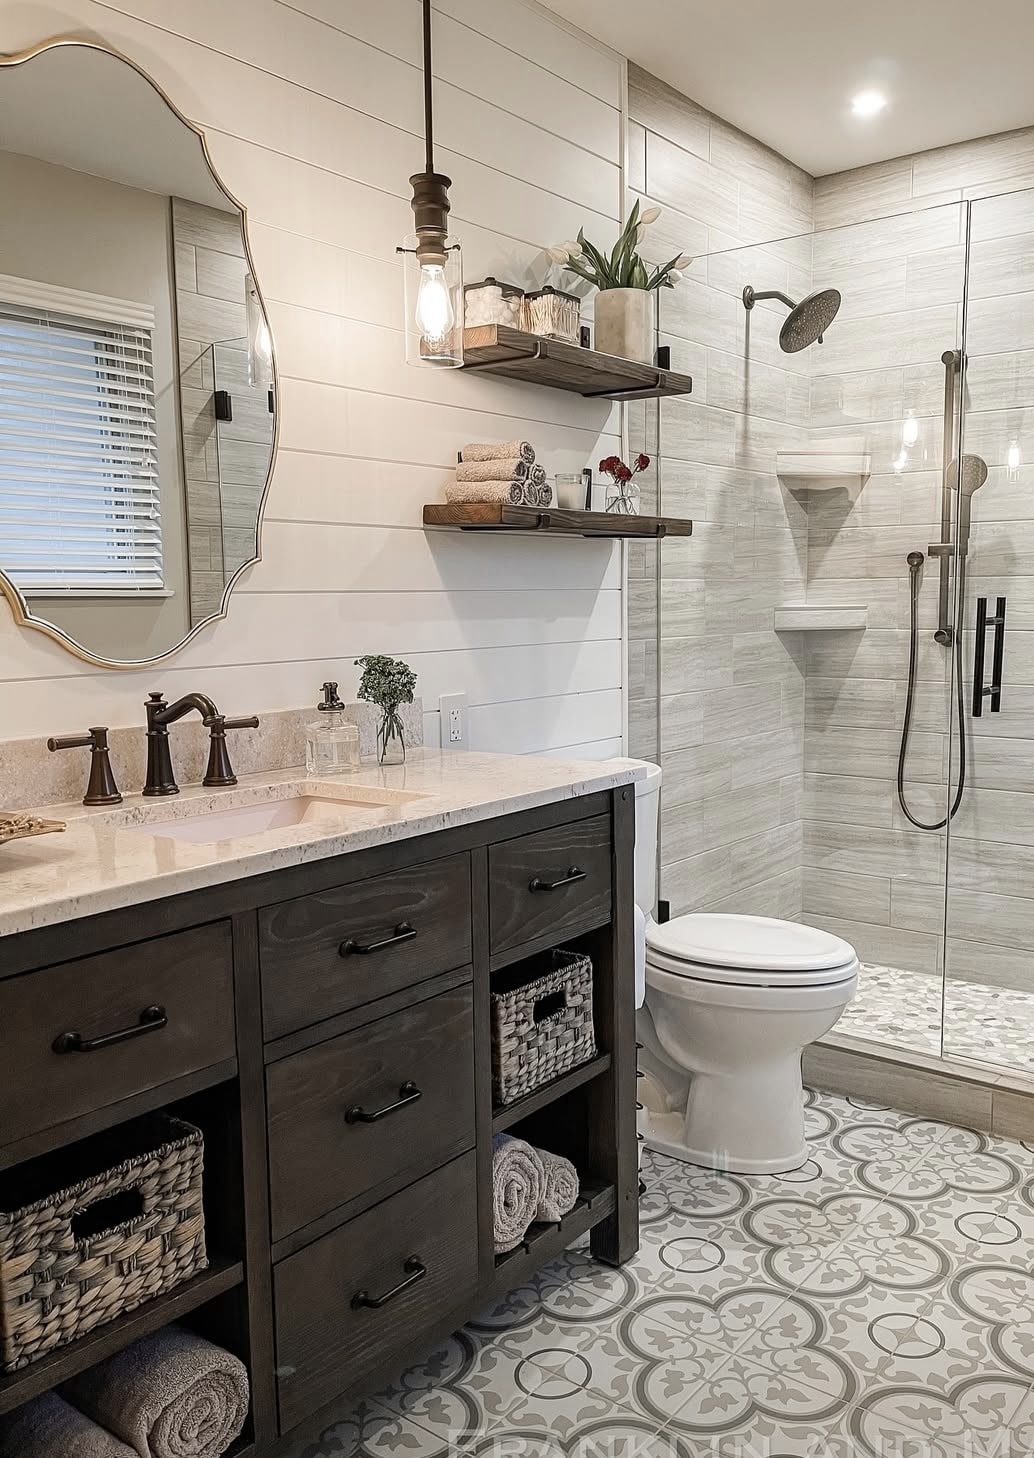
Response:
[415,263,454,347]
[1007,440,1022,481]
[902,412,919,448]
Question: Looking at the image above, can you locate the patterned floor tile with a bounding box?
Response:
[277,1398,457,1458]
[465,1412,690,1458]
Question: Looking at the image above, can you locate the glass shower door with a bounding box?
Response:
[942,186,1034,1072]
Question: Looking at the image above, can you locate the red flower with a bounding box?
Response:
[598,455,620,474]
[635,453,650,472]
[615,463,632,482]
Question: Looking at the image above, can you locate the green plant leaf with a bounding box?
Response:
[632,257,649,289]
[577,233,614,289]
[646,252,683,290]
[608,200,640,275]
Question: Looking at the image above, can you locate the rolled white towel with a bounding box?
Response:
[0,1393,135,1458]
[461,440,535,465]
[492,1134,545,1253]
[537,1148,580,1223]
[522,480,554,507]
[456,458,530,483]
[62,1325,249,1458]
[445,480,524,505]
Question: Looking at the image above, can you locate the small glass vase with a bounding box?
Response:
[377,706,406,764]
[605,479,641,515]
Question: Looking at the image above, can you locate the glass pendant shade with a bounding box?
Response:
[400,235,463,367]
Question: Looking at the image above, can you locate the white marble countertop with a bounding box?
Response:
[0,749,645,938]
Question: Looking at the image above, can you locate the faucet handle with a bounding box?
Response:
[47,727,122,806]
[202,714,260,788]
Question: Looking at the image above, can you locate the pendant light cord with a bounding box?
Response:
[422,0,434,174]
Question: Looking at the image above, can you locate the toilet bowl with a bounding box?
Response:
[627,761,859,1175]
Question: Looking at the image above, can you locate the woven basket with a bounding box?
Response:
[491,949,597,1107]
[0,1113,207,1372]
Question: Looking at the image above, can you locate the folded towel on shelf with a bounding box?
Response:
[521,480,554,508]
[455,457,531,484]
[460,440,535,465]
[0,1392,135,1458]
[537,1148,580,1222]
[63,1325,249,1458]
[492,1134,545,1253]
[445,480,525,506]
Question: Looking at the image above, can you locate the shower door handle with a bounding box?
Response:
[972,595,1006,717]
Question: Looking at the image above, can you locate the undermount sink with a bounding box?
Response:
[128,785,426,844]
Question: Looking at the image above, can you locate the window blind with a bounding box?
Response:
[0,276,164,594]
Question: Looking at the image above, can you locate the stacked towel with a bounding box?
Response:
[456,458,532,483]
[0,1393,135,1458]
[461,440,535,465]
[445,452,550,508]
[445,480,525,505]
[63,1325,249,1458]
[491,1135,579,1252]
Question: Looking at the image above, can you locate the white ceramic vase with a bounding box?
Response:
[593,288,655,364]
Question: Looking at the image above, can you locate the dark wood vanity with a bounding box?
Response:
[0,786,637,1454]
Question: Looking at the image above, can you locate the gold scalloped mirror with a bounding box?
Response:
[0,39,277,667]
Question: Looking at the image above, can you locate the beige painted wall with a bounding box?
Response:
[0,148,190,658]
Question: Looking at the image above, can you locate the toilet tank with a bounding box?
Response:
[631,760,661,915]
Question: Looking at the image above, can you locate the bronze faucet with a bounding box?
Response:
[47,727,122,806]
[144,692,259,797]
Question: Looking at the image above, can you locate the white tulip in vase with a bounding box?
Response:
[547,201,692,365]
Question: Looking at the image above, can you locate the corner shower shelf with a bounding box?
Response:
[458,326,693,401]
[776,450,872,487]
[423,504,692,538]
[774,603,868,632]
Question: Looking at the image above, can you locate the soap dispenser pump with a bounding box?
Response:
[305,681,360,777]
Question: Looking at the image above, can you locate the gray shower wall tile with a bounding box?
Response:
[812,201,963,269]
[627,120,647,192]
[659,636,734,694]
[803,772,894,828]
[813,159,915,229]
[708,866,802,919]
[965,290,1034,355]
[660,742,733,809]
[804,818,947,883]
[970,187,1034,243]
[805,913,942,975]
[646,131,740,234]
[910,126,1034,198]
[813,302,961,375]
[803,866,892,925]
[967,733,1034,793]
[946,936,1034,993]
[628,63,710,161]
[662,780,783,864]
[948,834,1034,900]
[804,723,944,784]
[805,674,898,731]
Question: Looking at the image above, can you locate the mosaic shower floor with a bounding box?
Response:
[286,1087,1034,1458]
[836,961,1034,1072]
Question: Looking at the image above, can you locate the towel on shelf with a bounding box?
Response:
[0,1392,135,1458]
[537,1148,580,1222]
[62,1324,249,1458]
[492,1134,545,1253]
[460,440,535,465]
[445,480,525,506]
[456,458,531,484]
[522,480,554,508]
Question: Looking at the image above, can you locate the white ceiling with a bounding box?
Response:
[539,0,1034,176]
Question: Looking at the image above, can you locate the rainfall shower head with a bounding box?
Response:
[742,284,842,352]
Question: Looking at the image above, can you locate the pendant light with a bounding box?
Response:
[398,0,463,367]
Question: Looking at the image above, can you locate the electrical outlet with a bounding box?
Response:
[438,692,468,751]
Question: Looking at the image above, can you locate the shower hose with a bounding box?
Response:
[896,551,966,830]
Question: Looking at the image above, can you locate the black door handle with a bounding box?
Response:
[339,922,417,957]
[529,866,586,893]
[351,1255,426,1310]
[345,1080,422,1124]
[53,1004,168,1054]
[972,595,1007,718]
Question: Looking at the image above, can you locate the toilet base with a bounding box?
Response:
[644,1114,808,1176]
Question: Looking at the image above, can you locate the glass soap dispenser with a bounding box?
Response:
[306,682,360,777]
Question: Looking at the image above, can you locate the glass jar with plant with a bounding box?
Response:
[355,654,418,764]
[547,200,691,364]
[599,453,650,515]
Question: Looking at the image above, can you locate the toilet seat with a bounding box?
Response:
[646,912,859,988]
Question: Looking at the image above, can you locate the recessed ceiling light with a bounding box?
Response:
[852,90,888,119]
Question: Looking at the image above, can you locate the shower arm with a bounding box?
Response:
[933,348,962,647]
[743,287,796,311]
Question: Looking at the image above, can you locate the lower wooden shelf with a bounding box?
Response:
[489,1182,615,1301]
[492,1054,612,1134]
[0,1257,244,1416]
[423,504,692,539]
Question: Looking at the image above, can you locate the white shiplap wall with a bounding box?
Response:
[0,0,627,757]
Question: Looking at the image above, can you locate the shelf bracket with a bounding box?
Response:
[581,374,665,400]
[460,341,548,373]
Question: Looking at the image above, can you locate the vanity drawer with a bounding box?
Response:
[0,923,235,1147]
[489,814,612,955]
[259,853,471,1040]
[267,982,475,1240]
[275,1150,478,1431]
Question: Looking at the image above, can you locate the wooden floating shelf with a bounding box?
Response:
[774,603,868,632]
[0,1258,244,1416]
[460,325,693,401]
[423,504,692,539]
[492,1053,612,1135]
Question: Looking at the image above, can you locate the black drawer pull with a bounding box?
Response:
[529,866,586,893]
[53,1004,168,1055]
[345,1080,422,1124]
[339,922,417,957]
[351,1255,426,1310]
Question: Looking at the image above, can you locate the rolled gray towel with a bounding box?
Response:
[0,1392,135,1458]
[461,440,535,465]
[456,457,530,483]
[445,479,524,505]
[492,1134,545,1253]
[537,1148,580,1222]
[62,1325,249,1458]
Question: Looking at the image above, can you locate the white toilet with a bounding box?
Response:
[632,762,858,1174]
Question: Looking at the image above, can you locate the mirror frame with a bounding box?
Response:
[0,36,279,669]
